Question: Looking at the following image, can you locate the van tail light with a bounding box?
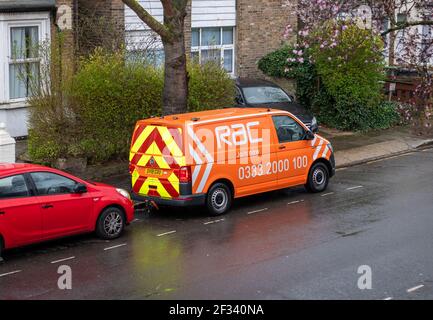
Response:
[176,166,191,183]
[129,163,135,174]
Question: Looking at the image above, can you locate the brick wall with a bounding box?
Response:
[53,0,76,74]
[236,0,297,78]
[184,0,192,55]
[77,0,125,55]
[54,0,76,50]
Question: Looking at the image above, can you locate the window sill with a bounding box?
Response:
[0,100,29,110]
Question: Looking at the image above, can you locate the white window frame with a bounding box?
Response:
[0,12,50,105]
[191,27,235,77]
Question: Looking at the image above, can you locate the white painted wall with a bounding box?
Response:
[0,122,16,163]
[191,0,236,28]
[124,0,237,49]
[125,0,236,30]
[125,0,163,31]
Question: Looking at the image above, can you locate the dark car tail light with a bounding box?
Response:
[176,166,191,183]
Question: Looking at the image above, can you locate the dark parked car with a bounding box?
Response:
[234,78,319,133]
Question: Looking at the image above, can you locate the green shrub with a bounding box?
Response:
[70,50,164,162]
[188,61,236,112]
[29,49,236,164]
[258,46,317,109]
[258,23,401,131]
[258,46,292,78]
[27,34,80,163]
[309,23,393,130]
[365,101,401,130]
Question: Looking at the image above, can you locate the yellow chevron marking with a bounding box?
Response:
[157,126,184,158]
[137,154,151,167]
[152,143,171,169]
[131,169,140,187]
[155,180,170,198]
[131,125,155,154]
[138,178,171,198]
[138,180,150,195]
[174,156,186,167]
[167,172,180,193]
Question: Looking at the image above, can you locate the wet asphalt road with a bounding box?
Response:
[1,148,433,300]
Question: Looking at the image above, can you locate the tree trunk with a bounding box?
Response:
[122,0,189,115]
[163,35,188,115]
[162,4,188,116]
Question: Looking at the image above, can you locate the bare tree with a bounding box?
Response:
[122,0,189,115]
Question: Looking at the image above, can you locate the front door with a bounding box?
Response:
[29,172,93,239]
[272,115,313,188]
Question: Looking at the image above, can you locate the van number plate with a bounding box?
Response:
[146,168,163,176]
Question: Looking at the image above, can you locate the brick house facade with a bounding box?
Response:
[0,0,297,138]
[125,0,296,79]
[0,0,122,137]
[236,0,297,78]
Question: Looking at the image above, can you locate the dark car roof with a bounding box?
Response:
[235,78,280,88]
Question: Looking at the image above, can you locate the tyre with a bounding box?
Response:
[95,207,125,240]
[206,182,232,216]
[306,162,329,193]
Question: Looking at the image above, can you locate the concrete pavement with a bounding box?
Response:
[319,126,433,168]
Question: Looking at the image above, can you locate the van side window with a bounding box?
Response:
[272,116,305,143]
[0,175,30,199]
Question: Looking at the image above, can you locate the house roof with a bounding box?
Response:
[0,0,56,13]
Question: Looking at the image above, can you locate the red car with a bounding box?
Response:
[0,163,134,259]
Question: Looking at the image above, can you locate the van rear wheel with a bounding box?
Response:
[206,183,232,216]
[306,162,329,193]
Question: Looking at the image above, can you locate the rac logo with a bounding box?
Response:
[215,122,263,148]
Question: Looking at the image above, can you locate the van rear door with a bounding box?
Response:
[129,123,185,199]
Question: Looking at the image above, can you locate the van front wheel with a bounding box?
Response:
[206,183,232,216]
[306,162,329,193]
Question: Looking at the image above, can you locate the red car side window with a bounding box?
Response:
[30,172,78,196]
[0,175,30,199]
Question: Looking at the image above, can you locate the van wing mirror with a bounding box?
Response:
[304,130,315,140]
[73,183,87,194]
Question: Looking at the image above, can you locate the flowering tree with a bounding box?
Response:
[284,0,433,132]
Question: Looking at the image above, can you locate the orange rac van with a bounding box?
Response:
[129,108,335,215]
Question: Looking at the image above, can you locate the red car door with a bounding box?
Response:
[29,172,94,239]
[0,174,43,247]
